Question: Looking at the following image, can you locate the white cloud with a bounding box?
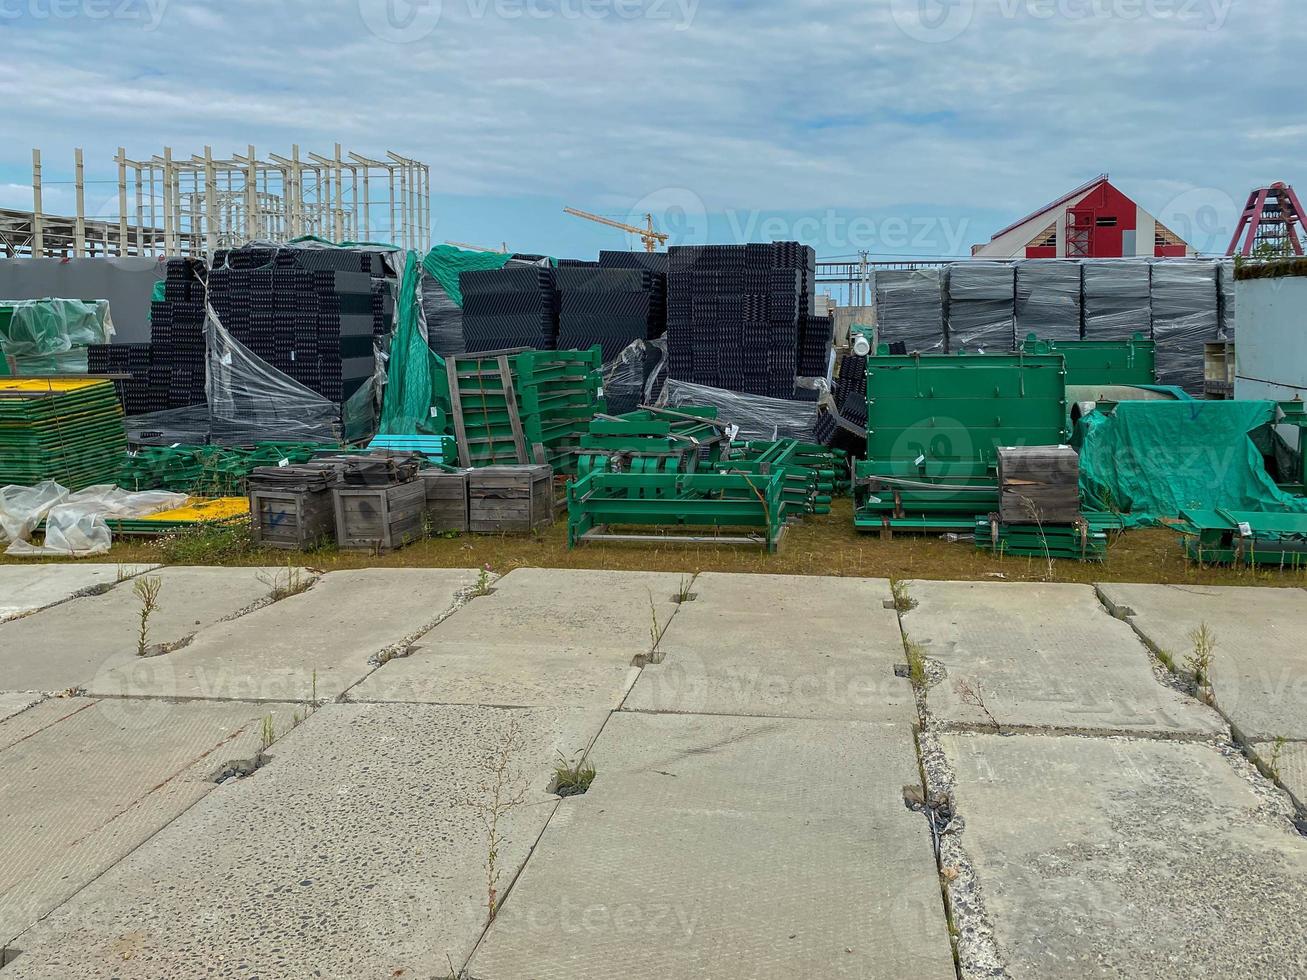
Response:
[0,0,1300,253]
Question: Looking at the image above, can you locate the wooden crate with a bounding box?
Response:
[249,488,335,550]
[997,446,1080,525]
[333,481,427,552]
[468,464,553,534]
[419,468,469,533]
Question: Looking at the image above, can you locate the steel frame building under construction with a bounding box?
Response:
[0,144,430,259]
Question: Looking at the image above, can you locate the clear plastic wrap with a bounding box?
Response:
[0,298,114,357]
[602,339,648,416]
[660,378,819,442]
[1,483,185,556]
[0,481,68,545]
[946,263,1016,352]
[205,305,338,445]
[1015,260,1082,341]
[1150,260,1220,393]
[124,405,212,447]
[874,269,945,352]
[1082,260,1151,338]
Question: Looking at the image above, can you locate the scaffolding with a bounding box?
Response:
[0,144,431,258]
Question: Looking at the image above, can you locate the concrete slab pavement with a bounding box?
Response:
[906,581,1222,736]
[86,568,477,703]
[469,711,954,980]
[943,732,1307,978]
[2,702,608,979]
[1098,583,1307,740]
[624,573,914,722]
[0,566,314,693]
[0,563,158,622]
[1257,740,1307,811]
[351,568,685,709]
[0,692,42,723]
[0,696,302,947]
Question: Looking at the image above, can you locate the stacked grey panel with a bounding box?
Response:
[946,263,1015,352]
[874,268,944,352]
[1151,260,1220,393]
[1082,260,1151,338]
[1015,260,1082,341]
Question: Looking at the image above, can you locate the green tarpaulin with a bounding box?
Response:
[1077,400,1307,526]
[421,244,514,308]
[379,250,443,436]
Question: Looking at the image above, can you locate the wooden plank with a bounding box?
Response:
[446,358,472,469]
[497,354,528,464]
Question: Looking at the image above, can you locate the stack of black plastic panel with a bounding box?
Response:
[556,267,665,361]
[665,242,817,399]
[146,258,207,411]
[798,313,833,377]
[87,343,153,416]
[206,245,385,405]
[815,353,867,455]
[460,266,558,352]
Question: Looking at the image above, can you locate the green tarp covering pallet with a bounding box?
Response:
[0,377,127,490]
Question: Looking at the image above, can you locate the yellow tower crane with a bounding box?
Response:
[563,208,668,253]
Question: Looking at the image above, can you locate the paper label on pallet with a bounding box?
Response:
[726,424,740,441]
[278,458,289,467]
[290,351,296,361]
[597,386,604,397]
[915,454,926,466]
[429,407,439,418]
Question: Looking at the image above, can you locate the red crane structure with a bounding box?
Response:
[1227,182,1307,257]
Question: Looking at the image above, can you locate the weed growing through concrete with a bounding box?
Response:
[114,563,131,584]
[474,564,493,597]
[956,679,1003,734]
[890,578,918,613]
[132,576,163,657]
[1268,735,1289,782]
[442,954,468,980]
[903,634,929,691]
[674,573,695,603]
[1019,496,1054,582]
[260,714,276,753]
[1185,623,1217,704]
[257,562,311,602]
[553,752,597,798]
[648,590,665,655]
[464,716,529,924]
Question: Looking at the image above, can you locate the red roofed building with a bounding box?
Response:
[972,174,1193,259]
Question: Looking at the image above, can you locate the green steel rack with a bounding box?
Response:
[1178,509,1307,567]
[568,468,790,552]
[439,347,605,473]
[0,377,127,490]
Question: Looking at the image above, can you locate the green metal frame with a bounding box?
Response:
[1021,333,1156,387]
[567,468,789,552]
[855,351,1069,532]
[1179,508,1307,567]
[974,512,1116,562]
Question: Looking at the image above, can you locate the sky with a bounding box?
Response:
[0,0,1301,263]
